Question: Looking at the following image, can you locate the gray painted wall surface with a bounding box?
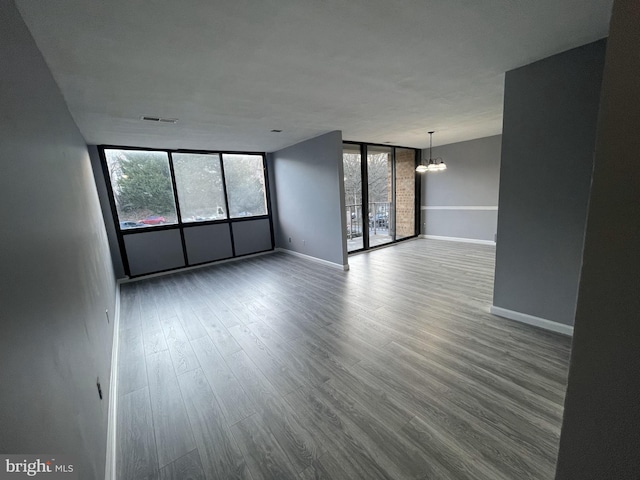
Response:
[555,2,640,477]
[183,223,233,265]
[493,39,606,326]
[421,135,501,241]
[265,152,280,248]
[422,210,498,241]
[89,145,126,278]
[0,2,116,478]
[231,218,272,256]
[270,131,348,267]
[124,229,186,276]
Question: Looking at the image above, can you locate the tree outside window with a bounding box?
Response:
[105,149,177,228]
[222,155,268,218]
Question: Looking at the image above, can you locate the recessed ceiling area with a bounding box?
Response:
[15,0,612,152]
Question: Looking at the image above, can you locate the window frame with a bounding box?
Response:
[99,145,274,276]
[103,148,180,229]
[221,153,270,219]
[171,151,229,224]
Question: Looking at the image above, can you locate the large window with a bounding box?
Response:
[103,148,268,231]
[222,154,268,218]
[105,149,178,229]
[173,153,226,222]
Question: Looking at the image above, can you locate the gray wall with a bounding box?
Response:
[232,218,272,256]
[124,229,185,276]
[493,39,607,326]
[183,223,233,265]
[0,2,116,478]
[270,131,348,267]
[421,135,501,241]
[556,1,640,476]
[89,145,126,279]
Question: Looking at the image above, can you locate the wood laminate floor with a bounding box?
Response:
[116,239,572,480]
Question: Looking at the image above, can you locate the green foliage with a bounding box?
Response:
[224,156,267,216]
[107,151,267,220]
[115,152,175,214]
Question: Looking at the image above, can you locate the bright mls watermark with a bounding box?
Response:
[0,455,76,479]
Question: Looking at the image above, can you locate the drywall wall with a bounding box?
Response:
[421,135,501,241]
[0,2,116,478]
[231,218,273,256]
[183,223,233,265]
[493,39,606,326]
[269,131,348,267]
[123,229,185,276]
[89,145,126,279]
[555,1,640,477]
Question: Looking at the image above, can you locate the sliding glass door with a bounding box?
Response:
[367,146,393,247]
[343,142,418,252]
[343,144,364,252]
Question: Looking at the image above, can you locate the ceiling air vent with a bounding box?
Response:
[141,116,178,124]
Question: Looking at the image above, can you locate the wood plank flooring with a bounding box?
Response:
[116,239,572,479]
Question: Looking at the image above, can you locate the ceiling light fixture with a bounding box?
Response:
[416,131,447,173]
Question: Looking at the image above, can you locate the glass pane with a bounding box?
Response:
[395,148,416,239]
[343,144,363,252]
[173,153,227,222]
[367,146,393,246]
[222,154,268,218]
[105,149,177,229]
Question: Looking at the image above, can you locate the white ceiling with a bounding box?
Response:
[16,0,612,152]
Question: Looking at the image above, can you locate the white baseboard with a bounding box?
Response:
[276,248,349,271]
[105,282,121,480]
[490,305,574,336]
[419,234,496,246]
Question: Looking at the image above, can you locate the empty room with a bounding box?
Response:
[2,0,639,479]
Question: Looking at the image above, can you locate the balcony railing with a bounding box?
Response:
[346,202,391,239]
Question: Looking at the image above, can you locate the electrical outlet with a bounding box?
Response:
[288,237,292,243]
